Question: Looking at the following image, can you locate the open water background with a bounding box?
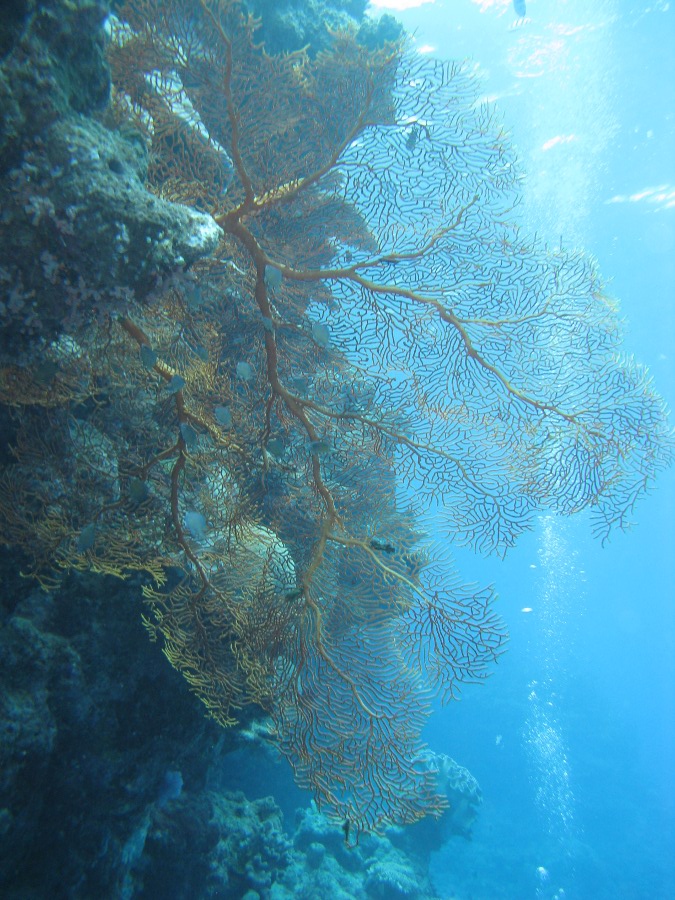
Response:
[368,0,675,897]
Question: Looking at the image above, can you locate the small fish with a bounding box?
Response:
[369,538,396,554]
[236,361,254,382]
[179,422,198,449]
[185,283,203,308]
[261,315,275,334]
[513,0,526,16]
[311,322,331,348]
[218,162,235,197]
[166,374,185,393]
[140,344,157,370]
[128,477,150,503]
[309,439,332,456]
[342,817,359,848]
[290,375,309,393]
[342,819,351,845]
[76,523,96,553]
[214,405,232,428]
[264,264,283,290]
[184,510,207,541]
[266,437,284,458]
[193,344,209,362]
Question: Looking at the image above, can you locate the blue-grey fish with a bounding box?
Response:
[140,344,157,370]
[180,422,198,450]
[236,361,254,381]
[513,0,526,16]
[167,374,185,393]
[214,405,232,428]
[264,264,282,290]
[77,523,96,553]
[128,477,150,504]
[185,283,203,308]
[266,437,284,458]
[184,510,207,541]
[309,439,332,456]
[311,322,331,348]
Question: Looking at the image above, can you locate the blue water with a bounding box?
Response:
[367,1,675,897]
[4,3,671,895]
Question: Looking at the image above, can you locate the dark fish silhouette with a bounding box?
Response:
[513,0,526,15]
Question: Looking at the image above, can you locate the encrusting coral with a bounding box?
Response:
[0,0,671,838]
[0,0,223,365]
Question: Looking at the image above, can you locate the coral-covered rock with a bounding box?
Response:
[291,805,441,900]
[0,566,231,897]
[389,751,483,869]
[242,0,399,55]
[0,0,221,365]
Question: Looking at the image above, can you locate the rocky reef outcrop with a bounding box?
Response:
[0,2,487,896]
[0,0,221,364]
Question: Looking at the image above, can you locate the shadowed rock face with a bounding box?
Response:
[241,0,402,55]
[0,563,232,898]
[0,0,221,364]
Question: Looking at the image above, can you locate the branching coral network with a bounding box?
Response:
[0,0,671,834]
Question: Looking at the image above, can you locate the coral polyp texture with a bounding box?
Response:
[0,0,671,835]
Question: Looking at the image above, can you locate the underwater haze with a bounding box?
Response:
[379,0,675,897]
[0,0,673,897]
